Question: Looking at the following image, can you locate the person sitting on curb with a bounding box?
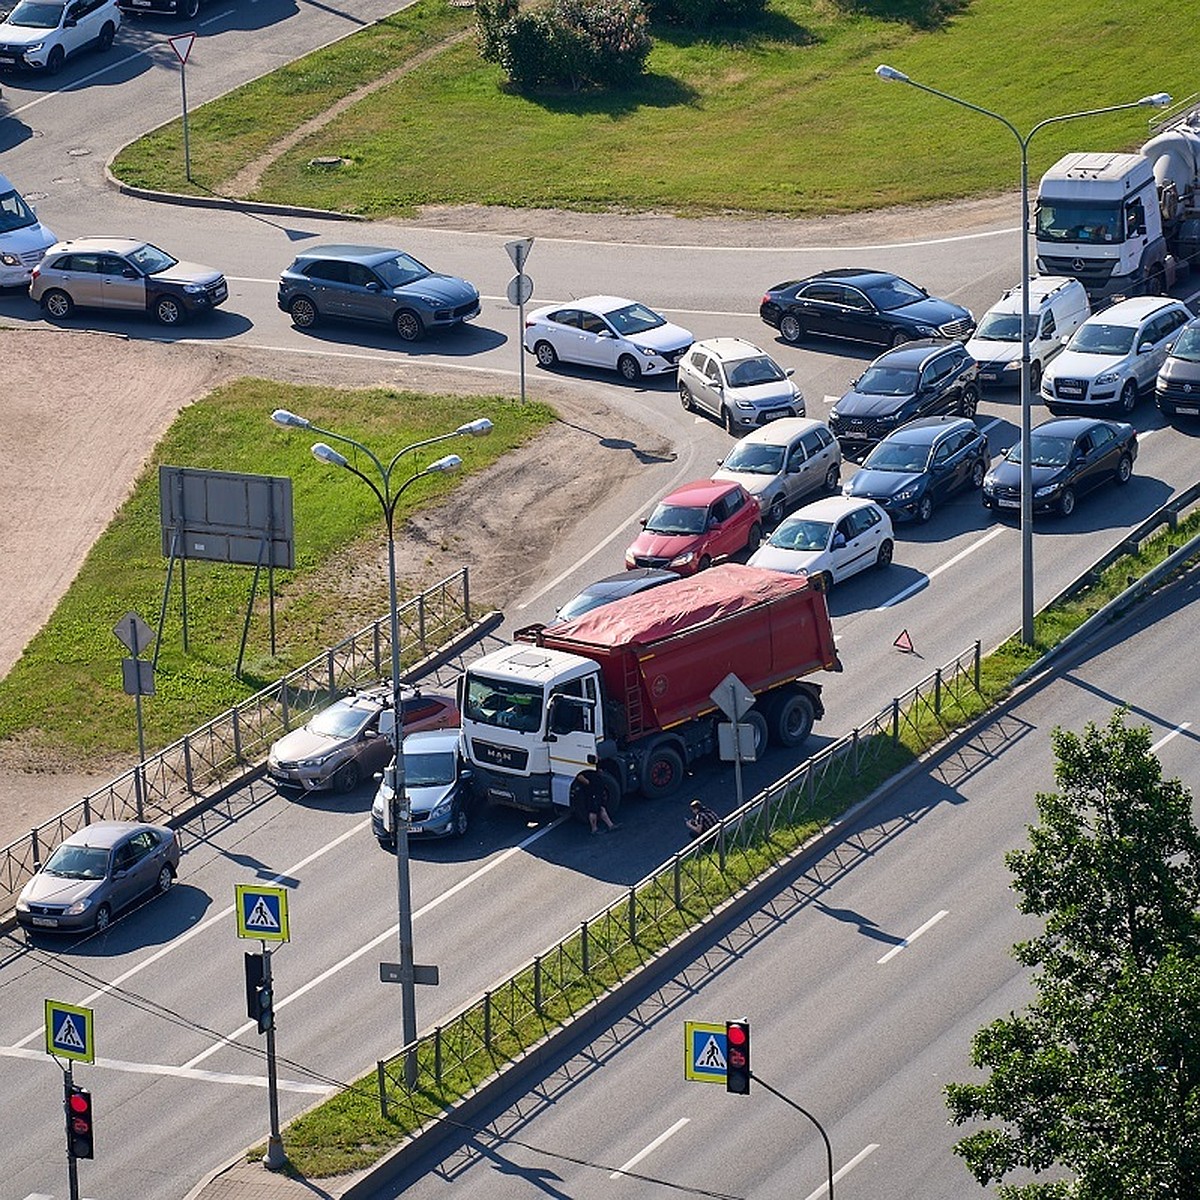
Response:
[685,798,720,838]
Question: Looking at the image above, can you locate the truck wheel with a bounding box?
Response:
[768,691,815,748]
[599,772,622,818]
[743,711,769,759]
[641,745,684,800]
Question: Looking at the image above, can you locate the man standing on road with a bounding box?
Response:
[576,769,618,834]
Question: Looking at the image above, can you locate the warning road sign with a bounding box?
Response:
[235,884,290,942]
[45,999,94,1063]
[684,1020,727,1084]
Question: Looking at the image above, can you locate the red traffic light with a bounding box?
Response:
[725,1020,751,1094]
[69,1093,90,1113]
[727,1025,747,1048]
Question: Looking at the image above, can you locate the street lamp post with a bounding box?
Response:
[271,409,493,1084]
[874,67,1170,644]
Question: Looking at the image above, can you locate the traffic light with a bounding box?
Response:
[67,1086,94,1159]
[244,951,274,1034]
[725,1020,751,1094]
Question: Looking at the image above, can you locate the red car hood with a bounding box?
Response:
[628,530,703,560]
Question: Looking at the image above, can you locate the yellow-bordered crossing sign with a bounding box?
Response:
[235,884,290,942]
[45,999,94,1063]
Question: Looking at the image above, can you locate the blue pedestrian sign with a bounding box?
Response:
[235,884,290,942]
[45,999,94,1063]
[684,1020,727,1084]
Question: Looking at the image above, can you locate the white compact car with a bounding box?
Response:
[0,0,121,73]
[966,276,1090,392]
[748,495,893,588]
[1041,295,1192,414]
[523,295,693,382]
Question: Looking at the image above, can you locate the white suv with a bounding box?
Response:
[1042,296,1193,414]
[0,0,120,74]
[678,337,804,434]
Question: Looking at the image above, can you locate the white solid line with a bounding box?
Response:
[876,526,1006,610]
[199,9,233,24]
[8,45,150,116]
[609,1117,690,1179]
[12,818,372,1050]
[802,1143,880,1200]
[181,818,566,1069]
[878,910,949,964]
[0,1044,329,1094]
[1152,721,1192,753]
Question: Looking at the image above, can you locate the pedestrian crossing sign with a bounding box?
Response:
[235,884,290,942]
[45,999,94,1063]
[684,1020,727,1084]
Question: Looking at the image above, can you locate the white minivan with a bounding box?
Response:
[0,173,56,287]
[966,276,1090,392]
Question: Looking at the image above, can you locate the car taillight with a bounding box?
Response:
[31,266,40,280]
[761,294,771,305]
[524,319,537,327]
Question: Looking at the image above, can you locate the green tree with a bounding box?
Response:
[945,711,1200,1197]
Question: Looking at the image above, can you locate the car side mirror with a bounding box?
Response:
[785,367,795,378]
[365,281,381,292]
[597,329,614,339]
[64,16,77,25]
[639,517,648,528]
[833,533,847,548]
[122,267,138,278]
[716,457,724,467]
[1138,342,1154,355]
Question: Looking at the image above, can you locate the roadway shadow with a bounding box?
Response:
[0,112,33,153]
[529,361,681,394]
[119,0,303,36]
[288,320,508,357]
[29,307,255,340]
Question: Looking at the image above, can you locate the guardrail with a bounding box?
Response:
[0,568,472,914]
[375,640,983,1121]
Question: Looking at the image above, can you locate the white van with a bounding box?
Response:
[0,173,57,287]
[966,276,1090,391]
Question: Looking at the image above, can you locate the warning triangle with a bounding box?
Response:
[247,897,280,929]
[56,1014,86,1050]
[696,1035,726,1070]
[893,629,915,653]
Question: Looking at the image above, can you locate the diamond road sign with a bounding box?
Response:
[684,1020,727,1084]
[235,884,290,942]
[45,999,94,1063]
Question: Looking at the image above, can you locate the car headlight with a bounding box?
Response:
[0,252,20,267]
[893,487,919,502]
[734,400,755,410]
[183,283,207,294]
[298,753,337,770]
[1095,371,1119,385]
[1034,484,1060,498]
[429,798,454,821]
[65,898,94,916]
[829,407,840,421]
[27,40,45,51]
[635,345,662,357]
[982,475,996,493]
[914,325,937,337]
[624,551,637,568]
[16,898,30,913]
[670,550,696,567]
[1002,360,1021,373]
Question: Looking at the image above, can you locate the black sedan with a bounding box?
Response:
[760,268,975,349]
[842,416,988,523]
[982,417,1137,518]
[553,568,678,622]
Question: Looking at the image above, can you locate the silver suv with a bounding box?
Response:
[678,337,804,434]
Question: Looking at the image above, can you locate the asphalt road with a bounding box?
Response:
[3,11,1200,1199]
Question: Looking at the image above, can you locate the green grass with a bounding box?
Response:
[112,0,1191,217]
[0,381,553,762]
[261,509,1200,1178]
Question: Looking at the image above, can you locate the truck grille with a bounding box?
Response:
[470,740,528,771]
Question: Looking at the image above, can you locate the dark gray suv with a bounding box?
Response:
[1156,315,1200,419]
[277,244,481,342]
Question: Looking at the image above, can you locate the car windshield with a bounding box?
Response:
[645,502,706,535]
[375,253,431,288]
[722,443,785,475]
[0,188,37,233]
[1067,322,1136,356]
[862,440,931,472]
[768,519,831,552]
[1036,201,1123,245]
[725,356,785,387]
[855,365,918,396]
[463,675,544,733]
[604,302,665,336]
[5,1,64,28]
[1170,327,1200,362]
[861,276,925,311]
[975,312,1021,341]
[403,749,456,788]
[307,700,373,739]
[1009,434,1074,468]
[43,843,109,880]
[128,243,179,276]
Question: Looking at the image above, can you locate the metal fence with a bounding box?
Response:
[376,641,983,1123]
[0,569,472,914]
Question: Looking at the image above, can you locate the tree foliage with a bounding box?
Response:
[945,711,1200,1198]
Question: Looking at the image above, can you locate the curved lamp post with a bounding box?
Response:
[271,409,493,1084]
[874,66,1170,644]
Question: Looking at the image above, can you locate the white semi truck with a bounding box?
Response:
[1035,97,1200,304]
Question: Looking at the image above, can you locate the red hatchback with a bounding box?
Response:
[625,479,762,575]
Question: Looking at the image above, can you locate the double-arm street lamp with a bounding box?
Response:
[874,67,1170,644]
[271,408,493,1082]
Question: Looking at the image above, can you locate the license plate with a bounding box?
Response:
[32,916,58,927]
[1177,405,1199,415]
[1059,386,1083,396]
[406,824,422,833]
[998,498,1019,509]
[980,371,997,381]
[489,788,513,801]
[762,410,785,422]
[214,284,227,301]
[131,1,151,6]
[0,55,17,63]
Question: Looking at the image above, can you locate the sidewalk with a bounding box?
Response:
[187,1156,351,1200]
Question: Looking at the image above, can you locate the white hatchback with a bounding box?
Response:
[0,0,121,73]
[1041,295,1192,414]
[748,495,893,588]
[523,294,693,382]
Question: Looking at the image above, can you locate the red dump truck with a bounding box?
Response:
[459,563,840,816]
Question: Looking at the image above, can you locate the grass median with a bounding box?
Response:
[0,380,553,763]
[112,0,1189,217]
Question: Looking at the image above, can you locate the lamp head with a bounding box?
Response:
[457,418,494,438]
[427,454,463,474]
[312,442,349,468]
[271,408,310,429]
[1139,92,1172,108]
[875,64,910,84]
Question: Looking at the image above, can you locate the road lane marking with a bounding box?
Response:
[878,910,948,964]
[876,526,1006,610]
[609,1117,690,1179]
[7,47,150,116]
[181,817,566,1069]
[802,1143,880,1200]
[0,1044,329,1093]
[12,817,372,1049]
[1152,722,1191,752]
